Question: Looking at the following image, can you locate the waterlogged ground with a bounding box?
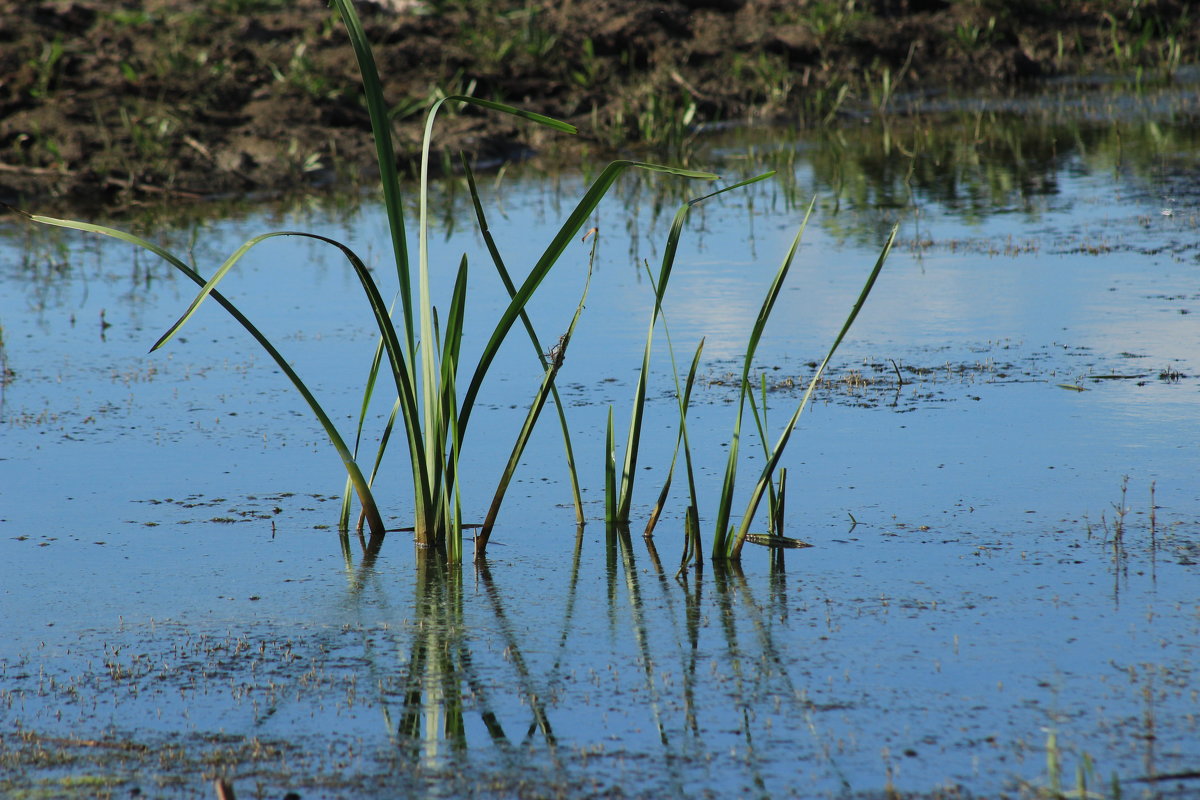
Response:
[2,89,1200,799]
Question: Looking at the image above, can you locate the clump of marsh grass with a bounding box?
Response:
[14,0,896,567]
[14,0,717,563]
[604,191,895,564]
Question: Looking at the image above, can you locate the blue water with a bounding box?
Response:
[1,108,1198,798]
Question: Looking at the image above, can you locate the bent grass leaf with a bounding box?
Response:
[25,213,389,537]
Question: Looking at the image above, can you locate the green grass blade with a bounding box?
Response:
[456,159,718,444]
[630,253,690,535]
[681,508,696,569]
[476,244,593,553]
[439,255,469,427]
[745,374,780,531]
[614,284,660,523]
[26,213,389,537]
[644,334,704,539]
[330,0,413,349]
[712,197,816,558]
[773,467,787,537]
[446,96,577,134]
[677,341,705,567]
[445,363,463,561]
[368,398,402,488]
[461,157,585,524]
[438,256,468,556]
[605,407,617,526]
[147,233,285,352]
[338,286,405,530]
[727,224,898,559]
[340,335,388,530]
[343,396,403,535]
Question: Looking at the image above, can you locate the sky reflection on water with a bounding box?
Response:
[1,102,1198,798]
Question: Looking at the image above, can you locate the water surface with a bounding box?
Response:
[2,91,1199,798]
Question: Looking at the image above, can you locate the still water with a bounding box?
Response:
[1,90,1198,798]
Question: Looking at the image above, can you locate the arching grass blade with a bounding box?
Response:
[23,212,390,537]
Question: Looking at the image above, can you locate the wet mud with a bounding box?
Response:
[2,0,1197,211]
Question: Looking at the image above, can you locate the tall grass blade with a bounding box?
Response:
[476,232,595,555]
[339,288,403,530]
[442,261,468,553]
[727,224,897,559]
[745,373,780,532]
[676,340,705,546]
[350,396,402,535]
[643,326,704,540]
[679,359,704,566]
[330,0,413,348]
[23,213,389,536]
[444,364,463,561]
[605,407,617,527]
[461,157,585,525]
[616,173,775,524]
[711,198,816,557]
[340,336,388,530]
[442,260,468,366]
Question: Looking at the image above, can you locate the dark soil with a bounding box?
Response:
[1,0,1196,213]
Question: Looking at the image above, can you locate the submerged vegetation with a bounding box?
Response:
[14,0,895,563]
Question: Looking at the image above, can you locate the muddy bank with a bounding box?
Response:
[1,0,1196,212]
